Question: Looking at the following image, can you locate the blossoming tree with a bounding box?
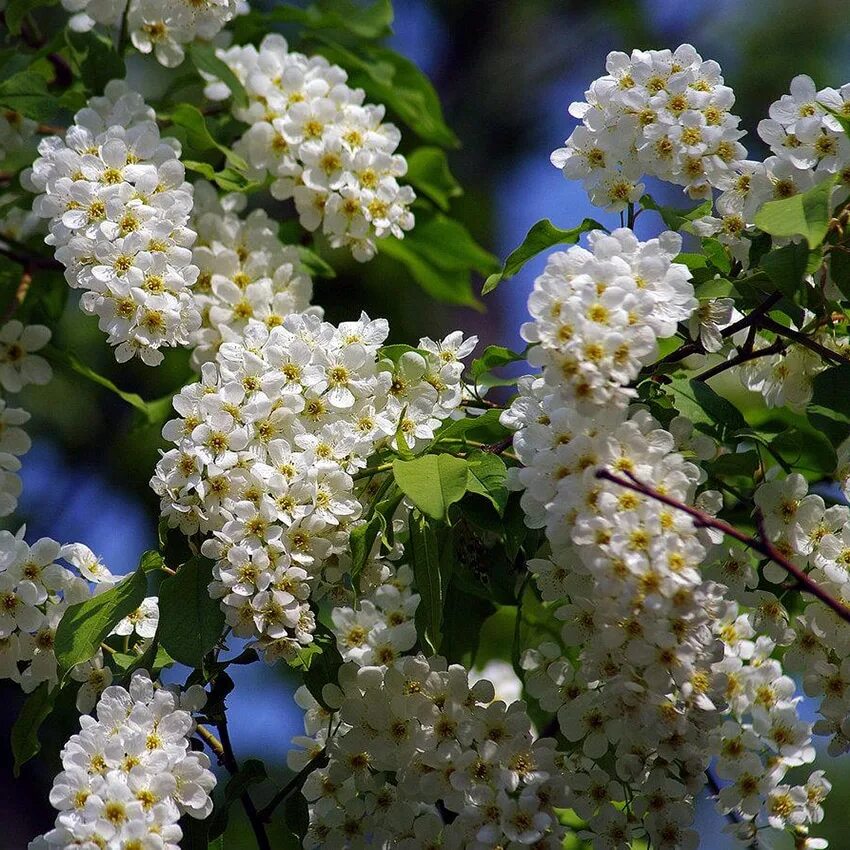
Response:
[1,2,849,848]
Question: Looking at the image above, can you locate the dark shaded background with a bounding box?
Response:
[5,1,850,846]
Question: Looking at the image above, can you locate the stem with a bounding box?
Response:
[596,468,850,625]
[758,314,850,367]
[199,715,271,850]
[626,202,636,230]
[257,750,327,823]
[695,339,783,382]
[352,462,393,481]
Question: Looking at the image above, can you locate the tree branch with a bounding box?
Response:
[595,468,850,624]
[257,750,327,823]
[198,717,271,850]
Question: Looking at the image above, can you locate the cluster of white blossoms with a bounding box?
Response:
[29,670,215,850]
[188,180,315,366]
[0,528,159,710]
[551,44,746,210]
[0,320,52,516]
[25,81,202,365]
[503,227,828,847]
[60,0,244,67]
[289,654,569,849]
[151,313,475,660]
[330,559,419,668]
[522,227,696,410]
[694,74,850,268]
[205,34,415,262]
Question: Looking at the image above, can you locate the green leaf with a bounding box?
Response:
[183,159,265,193]
[465,451,509,515]
[760,242,820,298]
[754,175,837,248]
[313,38,457,147]
[254,0,394,38]
[640,195,713,231]
[55,569,148,672]
[706,450,760,479]
[470,345,524,381]
[139,550,165,572]
[440,584,496,667]
[482,218,602,294]
[5,0,58,35]
[0,70,54,121]
[701,237,732,274]
[169,104,247,170]
[283,793,311,843]
[405,147,462,211]
[44,346,166,422]
[655,336,684,360]
[808,364,850,444]
[392,454,469,521]
[11,683,57,776]
[302,625,343,710]
[408,511,453,652]
[158,557,225,669]
[378,212,496,308]
[349,513,386,582]
[209,758,268,839]
[188,41,248,109]
[297,246,336,279]
[667,377,746,440]
[432,408,512,447]
[64,30,126,95]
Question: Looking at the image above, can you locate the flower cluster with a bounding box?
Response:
[0,320,52,516]
[522,227,696,409]
[151,314,475,660]
[205,34,416,261]
[290,655,569,849]
[189,180,315,365]
[504,226,827,846]
[0,528,159,709]
[330,560,419,668]
[61,0,244,67]
[29,670,215,850]
[551,44,746,209]
[694,74,850,268]
[25,81,201,365]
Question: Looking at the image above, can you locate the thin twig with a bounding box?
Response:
[258,750,327,823]
[695,339,784,383]
[216,716,271,850]
[758,314,850,367]
[596,468,850,625]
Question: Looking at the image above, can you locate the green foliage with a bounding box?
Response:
[313,38,457,147]
[640,194,712,231]
[188,42,248,109]
[0,70,54,121]
[754,176,837,248]
[54,568,148,673]
[157,557,225,668]
[482,218,602,294]
[405,147,462,211]
[378,211,497,307]
[408,511,453,652]
[392,453,469,521]
[64,30,125,94]
[465,451,509,515]
[11,683,57,776]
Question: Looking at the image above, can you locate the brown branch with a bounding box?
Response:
[257,750,327,823]
[758,315,850,367]
[198,717,270,850]
[595,468,850,625]
[695,339,784,383]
